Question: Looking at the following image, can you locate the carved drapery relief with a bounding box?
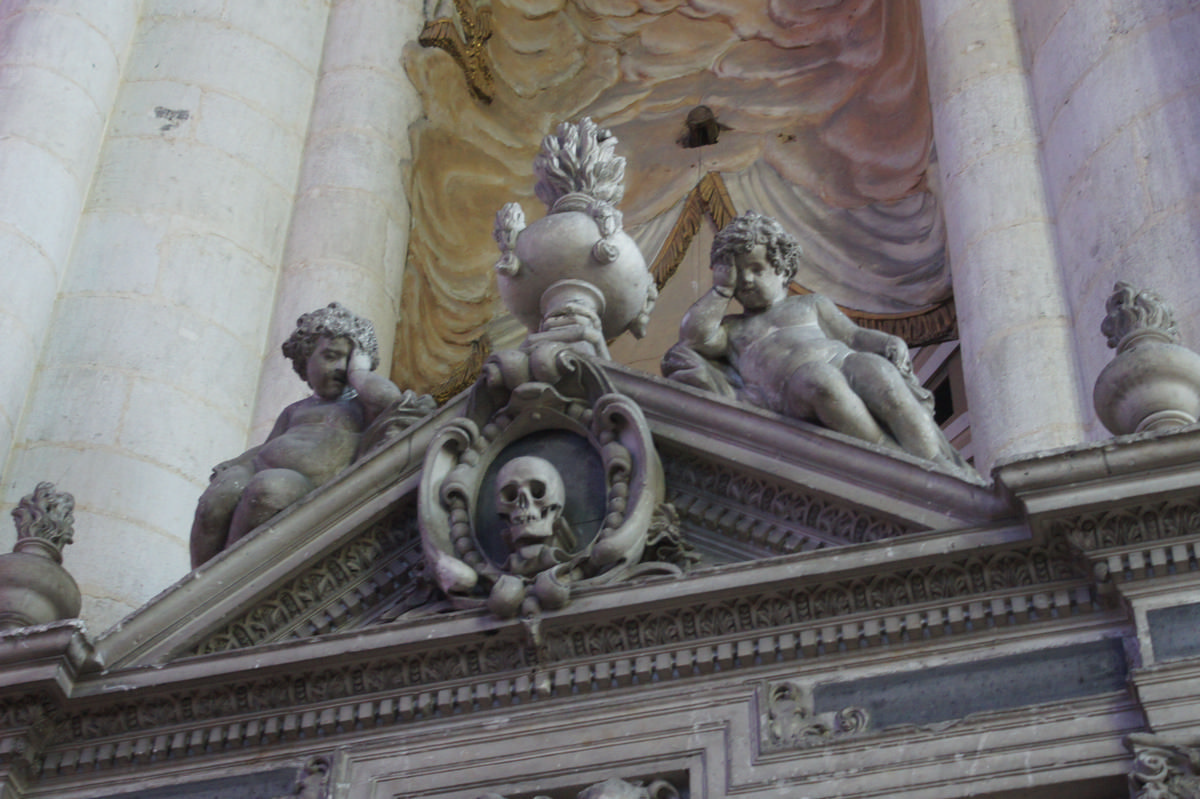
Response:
[400,0,948,392]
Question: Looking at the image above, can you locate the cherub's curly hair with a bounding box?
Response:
[281,303,379,380]
[711,210,802,281]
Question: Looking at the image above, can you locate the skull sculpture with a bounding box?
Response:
[496,456,564,548]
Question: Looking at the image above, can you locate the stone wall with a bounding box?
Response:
[0,0,427,632]
[1015,0,1200,440]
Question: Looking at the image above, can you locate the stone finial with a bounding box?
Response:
[492,118,656,358]
[0,482,81,630]
[1101,281,1180,350]
[12,481,75,561]
[1094,282,1200,435]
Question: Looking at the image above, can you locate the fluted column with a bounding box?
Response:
[0,0,141,475]
[920,0,1088,473]
[251,0,427,441]
[2,2,331,631]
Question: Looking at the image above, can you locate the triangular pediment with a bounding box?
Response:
[91,363,1016,671]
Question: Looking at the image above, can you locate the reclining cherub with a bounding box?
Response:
[190,303,434,567]
[664,211,963,469]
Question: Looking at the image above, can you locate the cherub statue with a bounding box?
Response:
[190,303,434,568]
[663,211,963,470]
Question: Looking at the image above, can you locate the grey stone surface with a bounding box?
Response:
[814,638,1128,729]
[91,768,296,798]
[1148,602,1200,662]
[665,211,970,475]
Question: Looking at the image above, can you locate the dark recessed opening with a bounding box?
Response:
[680,105,726,149]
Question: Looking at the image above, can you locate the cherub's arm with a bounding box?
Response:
[679,261,736,359]
[347,346,404,424]
[814,295,911,371]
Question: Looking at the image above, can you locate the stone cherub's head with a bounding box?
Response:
[711,210,802,282]
[282,302,380,380]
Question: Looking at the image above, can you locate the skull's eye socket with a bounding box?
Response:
[500,484,519,503]
[529,481,546,499]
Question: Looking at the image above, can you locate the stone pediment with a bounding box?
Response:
[90,362,1013,671]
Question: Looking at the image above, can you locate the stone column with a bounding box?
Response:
[250,0,426,441]
[0,0,140,473]
[1015,0,1200,440]
[920,0,1089,473]
[1,2,331,631]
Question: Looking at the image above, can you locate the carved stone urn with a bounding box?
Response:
[1094,281,1200,435]
[0,482,81,630]
[493,119,656,357]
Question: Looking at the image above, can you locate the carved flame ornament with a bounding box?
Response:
[493,118,657,359]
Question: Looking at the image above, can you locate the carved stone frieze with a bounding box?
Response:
[760,681,868,753]
[661,444,920,552]
[538,540,1084,662]
[1128,732,1200,798]
[192,505,423,655]
[1048,495,1200,553]
[33,538,1088,780]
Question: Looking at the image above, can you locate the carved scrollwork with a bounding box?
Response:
[420,343,667,617]
[1128,733,1200,798]
[761,681,869,752]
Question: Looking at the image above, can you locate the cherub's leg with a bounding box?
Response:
[785,361,890,445]
[190,463,254,568]
[226,468,314,547]
[843,353,942,460]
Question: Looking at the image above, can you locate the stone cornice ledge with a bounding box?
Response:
[90,393,468,671]
[605,364,1012,529]
[77,521,1034,695]
[0,621,94,698]
[995,424,1200,518]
